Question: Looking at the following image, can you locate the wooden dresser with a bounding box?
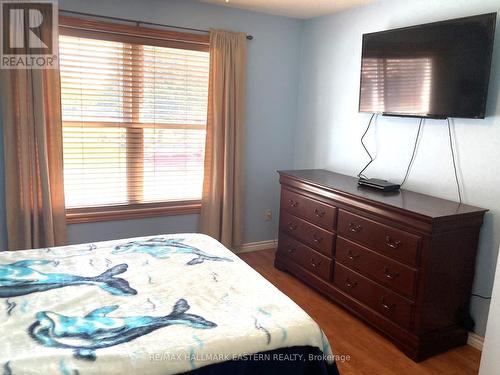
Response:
[275,169,487,361]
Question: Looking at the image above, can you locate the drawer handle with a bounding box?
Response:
[287,245,296,254]
[289,199,299,208]
[314,208,326,218]
[347,250,360,261]
[312,233,323,244]
[385,235,402,249]
[380,296,396,311]
[348,222,362,233]
[310,258,321,269]
[383,266,400,280]
[345,278,358,289]
[288,222,298,231]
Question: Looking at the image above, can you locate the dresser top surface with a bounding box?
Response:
[279,169,487,219]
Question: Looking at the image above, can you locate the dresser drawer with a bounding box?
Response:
[334,263,414,329]
[336,237,417,298]
[338,210,421,266]
[278,233,333,281]
[280,210,335,257]
[281,189,337,230]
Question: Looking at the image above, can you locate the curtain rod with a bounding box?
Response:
[59,9,254,40]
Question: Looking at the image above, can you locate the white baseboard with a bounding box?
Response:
[467,331,484,351]
[234,239,278,254]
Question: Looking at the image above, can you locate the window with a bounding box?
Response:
[58,18,210,222]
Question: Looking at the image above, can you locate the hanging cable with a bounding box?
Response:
[357,114,377,179]
[400,118,424,188]
[471,293,492,300]
[447,118,462,204]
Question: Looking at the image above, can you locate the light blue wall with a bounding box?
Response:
[67,214,200,244]
[295,0,500,335]
[51,0,302,245]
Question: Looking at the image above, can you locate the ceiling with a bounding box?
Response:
[198,0,378,19]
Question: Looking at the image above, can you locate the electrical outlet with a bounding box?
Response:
[264,209,272,221]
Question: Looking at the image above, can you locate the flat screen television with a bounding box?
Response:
[359,13,496,119]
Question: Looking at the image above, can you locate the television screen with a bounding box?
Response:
[359,13,496,119]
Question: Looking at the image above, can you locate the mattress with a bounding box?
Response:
[0,233,339,374]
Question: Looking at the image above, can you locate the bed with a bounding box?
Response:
[0,233,339,375]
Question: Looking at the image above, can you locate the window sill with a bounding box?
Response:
[66,201,201,224]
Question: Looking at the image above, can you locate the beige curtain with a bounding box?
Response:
[0,10,66,250]
[200,29,247,248]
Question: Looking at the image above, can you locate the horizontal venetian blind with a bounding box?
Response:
[360,57,433,115]
[59,33,210,209]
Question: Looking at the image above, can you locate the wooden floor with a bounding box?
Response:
[239,249,481,375]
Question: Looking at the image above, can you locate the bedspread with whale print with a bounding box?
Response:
[0,233,338,375]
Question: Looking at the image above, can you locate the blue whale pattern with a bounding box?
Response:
[29,298,217,361]
[113,237,233,265]
[0,260,137,297]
